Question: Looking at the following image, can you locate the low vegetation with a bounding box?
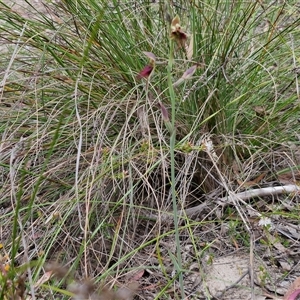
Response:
[0,0,300,299]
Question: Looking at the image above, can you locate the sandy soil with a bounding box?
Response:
[2,0,59,16]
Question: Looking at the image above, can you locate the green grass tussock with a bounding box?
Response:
[0,0,300,298]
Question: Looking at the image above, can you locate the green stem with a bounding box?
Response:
[167,39,184,298]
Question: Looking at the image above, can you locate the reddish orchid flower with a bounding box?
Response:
[137,52,156,80]
[137,65,154,79]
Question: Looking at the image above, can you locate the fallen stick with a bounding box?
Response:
[182,184,300,217]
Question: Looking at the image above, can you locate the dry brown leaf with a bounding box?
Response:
[237,173,266,188]
[186,34,193,60]
[34,271,53,288]
[277,171,300,185]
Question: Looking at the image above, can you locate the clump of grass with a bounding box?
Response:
[0,0,300,298]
